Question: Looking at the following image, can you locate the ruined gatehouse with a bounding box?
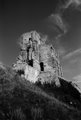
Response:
[13,31,63,86]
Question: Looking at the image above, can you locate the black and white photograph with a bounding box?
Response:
[0,0,81,120]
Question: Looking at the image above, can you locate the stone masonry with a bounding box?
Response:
[13,31,63,86]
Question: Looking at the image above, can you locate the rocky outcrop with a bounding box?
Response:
[13,31,63,86]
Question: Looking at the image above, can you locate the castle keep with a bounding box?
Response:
[13,31,63,86]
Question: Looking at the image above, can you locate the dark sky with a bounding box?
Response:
[0,0,81,86]
[0,0,58,64]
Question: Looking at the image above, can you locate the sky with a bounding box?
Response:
[0,0,81,88]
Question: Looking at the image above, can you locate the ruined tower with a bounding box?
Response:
[13,31,63,86]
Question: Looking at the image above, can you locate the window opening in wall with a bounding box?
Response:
[28,59,33,67]
[40,62,44,71]
[17,70,24,76]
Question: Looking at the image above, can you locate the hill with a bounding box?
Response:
[0,65,81,120]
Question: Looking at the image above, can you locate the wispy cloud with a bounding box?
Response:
[63,0,81,9]
[56,44,66,57]
[48,14,68,39]
[48,0,81,40]
[46,0,81,61]
[73,74,81,82]
[0,62,6,69]
[63,48,81,60]
[48,0,81,82]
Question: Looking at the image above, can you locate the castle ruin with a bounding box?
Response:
[13,31,63,86]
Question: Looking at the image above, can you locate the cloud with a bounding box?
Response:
[56,44,66,57]
[0,62,6,69]
[63,48,81,60]
[48,14,67,35]
[48,0,81,82]
[61,48,81,80]
[48,0,81,40]
[64,0,81,9]
[72,73,81,93]
[45,0,81,60]
[72,74,81,93]
[73,74,81,82]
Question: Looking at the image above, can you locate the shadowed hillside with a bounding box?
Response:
[0,65,81,120]
[36,78,81,110]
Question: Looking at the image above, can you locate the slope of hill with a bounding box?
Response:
[0,65,81,120]
[36,78,81,110]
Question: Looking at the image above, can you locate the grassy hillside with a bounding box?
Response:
[0,65,81,120]
[36,78,81,110]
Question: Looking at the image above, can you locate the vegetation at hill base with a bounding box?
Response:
[0,65,81,120]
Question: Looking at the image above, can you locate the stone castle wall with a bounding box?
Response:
[13,31,63,86]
